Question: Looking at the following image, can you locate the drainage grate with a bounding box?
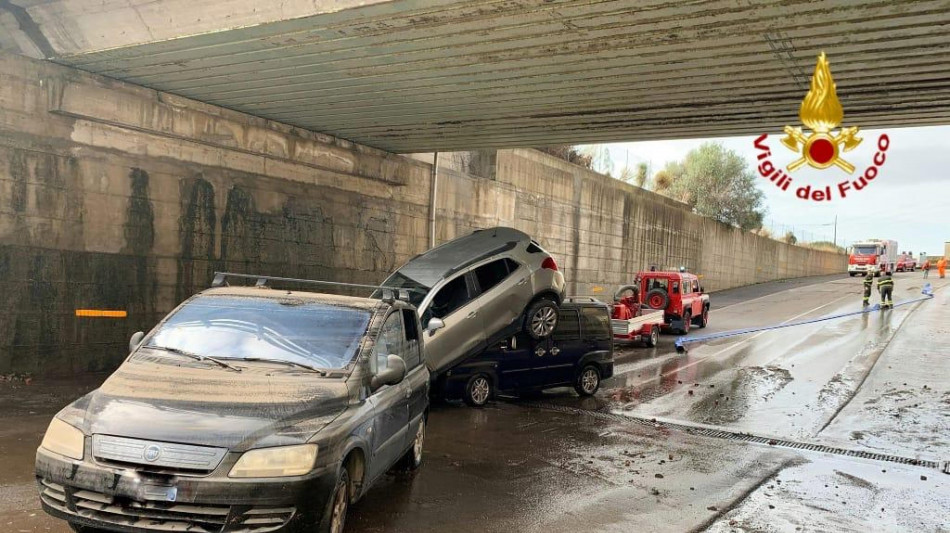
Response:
[526,402,945,471]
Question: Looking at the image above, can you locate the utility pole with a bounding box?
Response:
[833,215,837,248]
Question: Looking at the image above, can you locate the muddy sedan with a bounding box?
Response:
[35,275,429,533]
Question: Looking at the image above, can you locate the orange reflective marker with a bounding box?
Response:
[75,309,128,318]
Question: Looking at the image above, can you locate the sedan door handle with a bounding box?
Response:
[467,311,478,319]
[405,385,412,399]
[517,278,527,286]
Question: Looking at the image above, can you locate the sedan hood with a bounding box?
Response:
[67,357,351,450]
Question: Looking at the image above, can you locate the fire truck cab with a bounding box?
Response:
[848,239,898,277]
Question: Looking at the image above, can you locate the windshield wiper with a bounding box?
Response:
[235,358,328,375]
[149,346,242,372]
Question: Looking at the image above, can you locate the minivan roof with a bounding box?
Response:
[393,227,531,288]
[199,286,386,311]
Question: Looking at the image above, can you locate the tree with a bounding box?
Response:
[659,143,765,230]
[635,162,648,188]
[579,145,614,176]
[784,231,798,244]
[653,169,675,193]
[617,166,635,184]
[534,145,593,169]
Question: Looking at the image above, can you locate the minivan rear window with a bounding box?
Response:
[146,296,371,369]
[580,307,610,339]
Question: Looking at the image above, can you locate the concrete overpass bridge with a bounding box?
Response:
[2,0,949,152]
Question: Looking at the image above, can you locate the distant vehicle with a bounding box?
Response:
[440,299,614,406]
[638,270,710,334]
[36,273,429,533]
[611,284,665,346]
[896,253,917,272]
[848,239,898,276]
[380,227,566,378]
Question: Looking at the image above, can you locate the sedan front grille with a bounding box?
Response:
[39,479,294,532]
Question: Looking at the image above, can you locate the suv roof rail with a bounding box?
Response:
[210,272,421,303]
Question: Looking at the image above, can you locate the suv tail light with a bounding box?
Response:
[541,257,558,271]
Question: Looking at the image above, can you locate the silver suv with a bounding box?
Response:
[381,227,566,375]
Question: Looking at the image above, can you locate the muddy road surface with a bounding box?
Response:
[1,273,947,532]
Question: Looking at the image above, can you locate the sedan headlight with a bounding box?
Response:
[229,444,318,478]
[40,418,84,460]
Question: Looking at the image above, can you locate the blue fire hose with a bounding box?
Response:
[674,283,934,354]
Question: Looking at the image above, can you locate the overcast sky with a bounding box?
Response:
[585,125,949,258]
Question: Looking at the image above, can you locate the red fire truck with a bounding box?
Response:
[848,239,898,277]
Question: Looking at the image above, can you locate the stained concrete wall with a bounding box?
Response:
[0,52,845,376]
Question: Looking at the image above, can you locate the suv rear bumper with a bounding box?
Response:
[36,446,338,533]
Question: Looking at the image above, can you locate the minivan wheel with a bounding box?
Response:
[574,365,601,396]
[525,299,559,340]
[317,468,350,533]
[396,419,425,471]
[464,374,492,407]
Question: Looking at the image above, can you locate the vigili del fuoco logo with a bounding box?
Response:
[753,52,889,202]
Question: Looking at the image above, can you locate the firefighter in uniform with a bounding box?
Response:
[877,270,894,309]
[862,270,874,307]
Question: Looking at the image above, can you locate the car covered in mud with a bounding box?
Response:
[380,227,566,378]
[35,273,429,533]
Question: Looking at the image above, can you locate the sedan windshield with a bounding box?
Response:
[146,296,371,369]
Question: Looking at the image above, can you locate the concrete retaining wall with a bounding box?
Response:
[0,52,845,375]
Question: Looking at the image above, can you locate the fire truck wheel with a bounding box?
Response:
[644,326,659,347]
[645,289,669,310]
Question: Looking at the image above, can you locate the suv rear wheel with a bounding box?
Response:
[693,307,708,328]
[464,374,493,407]
[680,312,691,335]
[525,298,559,340]
[574,365,601,396]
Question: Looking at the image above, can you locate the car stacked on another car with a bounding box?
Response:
[380,227,567,378]
[36,273,429,533]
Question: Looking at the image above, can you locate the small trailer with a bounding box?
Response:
[610,285,665,346]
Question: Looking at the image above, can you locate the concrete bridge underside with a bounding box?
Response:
[2,0,950,152]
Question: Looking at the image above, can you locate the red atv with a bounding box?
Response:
[637,270,710,334]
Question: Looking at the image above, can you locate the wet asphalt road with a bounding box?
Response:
[1,273,947,533]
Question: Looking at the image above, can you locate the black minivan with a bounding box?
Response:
[439,299,614,406]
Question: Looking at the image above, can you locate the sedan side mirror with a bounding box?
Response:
[426,317,445,335]
[129,331,145,353]
[371,355,407,391]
